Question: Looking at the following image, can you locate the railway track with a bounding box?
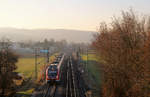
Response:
[42,84,57,97]
[66,57,75,97]
[71,56,87,97]
[41,55,87,97]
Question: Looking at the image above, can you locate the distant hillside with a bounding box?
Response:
[0,28,96,43]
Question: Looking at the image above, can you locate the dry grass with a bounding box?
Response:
[15,57,45,78]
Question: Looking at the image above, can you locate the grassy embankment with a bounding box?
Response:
[81,54,101,85]
[81,54,102,97]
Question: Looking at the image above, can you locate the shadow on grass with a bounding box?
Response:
[81,60,101,85]
[15,78,36,97]
[15,93,31,97]
[81,60,102,97]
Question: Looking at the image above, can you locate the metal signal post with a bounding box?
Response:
[35,48,38,80]
[47,47,49,63]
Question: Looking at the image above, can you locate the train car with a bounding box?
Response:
[46,54,64,84]
[46,64,59,83]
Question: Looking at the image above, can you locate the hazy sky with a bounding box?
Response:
[0,0,150,31]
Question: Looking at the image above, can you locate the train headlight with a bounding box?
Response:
[56,75,59,79]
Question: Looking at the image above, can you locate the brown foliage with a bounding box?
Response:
[37,64,47,83]
[0,48,18,96]
[92,10,150,97]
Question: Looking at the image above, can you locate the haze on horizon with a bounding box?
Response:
[0,0,150,31]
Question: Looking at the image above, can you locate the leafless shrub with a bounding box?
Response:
[0,39,18,97]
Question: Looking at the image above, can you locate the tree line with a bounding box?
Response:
[92,10,150,97]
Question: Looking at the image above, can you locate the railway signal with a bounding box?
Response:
[40,49,50,63]
[40,49,49,53]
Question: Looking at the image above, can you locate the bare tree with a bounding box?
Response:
[92,10,150,97]
[0,39,18,97]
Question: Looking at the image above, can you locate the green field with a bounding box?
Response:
[16,53,57,78]
[81,54,101,85]
[16,57,45,78]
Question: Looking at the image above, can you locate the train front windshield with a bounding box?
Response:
[48,65,58,78]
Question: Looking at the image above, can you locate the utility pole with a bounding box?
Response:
[47,47,49,64]
[86,48,88,73]
[35,48,38,80]
[77,47,80,65]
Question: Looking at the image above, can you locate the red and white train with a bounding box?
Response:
[46,54,64,84]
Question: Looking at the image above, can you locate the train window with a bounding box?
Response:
[49,65,57,69]
[52,62,59,64]
[48,66,57,72]
[48,70,57,74]
[48,69,58,77]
